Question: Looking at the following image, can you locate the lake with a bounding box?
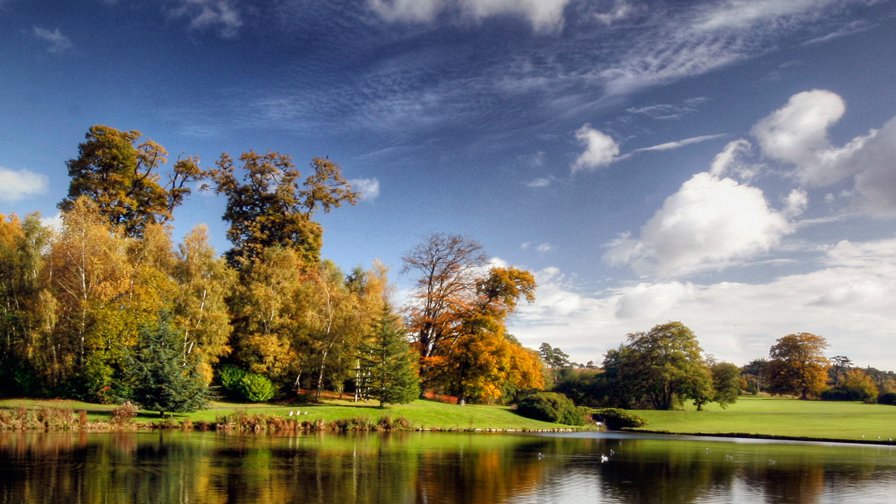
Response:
[1,431,895,503]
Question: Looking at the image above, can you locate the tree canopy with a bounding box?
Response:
[60,125,202,237]
[766,332,830,400]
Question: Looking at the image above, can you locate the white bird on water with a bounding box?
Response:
[601,454,609,463]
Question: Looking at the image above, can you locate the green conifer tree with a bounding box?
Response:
[359,306,419,407]
[130,315,207,416]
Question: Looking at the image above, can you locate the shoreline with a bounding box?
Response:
[628,428,896,447]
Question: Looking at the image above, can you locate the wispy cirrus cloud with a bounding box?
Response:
[31,26,73,53]
[631,133,727,153]
[366,0,570,33]
[169,0,242,38]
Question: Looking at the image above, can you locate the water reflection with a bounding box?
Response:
[1,431,895,503]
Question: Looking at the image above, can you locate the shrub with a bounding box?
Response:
[592,408,647,430]
[238,373,276,403]
[110,402,138,426]
[218,365,247,398]
[515,392,587,425]
[878,393,896,406]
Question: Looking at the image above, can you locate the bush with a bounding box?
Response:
[592,408,647,430]
[878,393,896,405]
[515,392,587,425]
[110,402,138,426]
[218,365,247,398]
[238,373,276,403]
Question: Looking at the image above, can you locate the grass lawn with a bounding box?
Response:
[0,397,577,431]
[630,395,896,442]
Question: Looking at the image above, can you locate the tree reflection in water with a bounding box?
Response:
[1,432,895,503]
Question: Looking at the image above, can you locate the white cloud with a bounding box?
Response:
[510,236,896,369]
[604,172,792,277]
[709,139,753,179]
[31,26,73,53]
[536,242,553,253]
[782,188,809,218]
[632,133,726,153]
[594,0,634,26]
[0,166,48,201]
[170,0,242,38]
[367,0,444,22]
[459,0,569,33]
[525,176,553,188]
[849,118,896,217]
[571,124,619,173]
[39,213,63,233]
[349,178,381,202]
[367,0,570,33]
[753,90,896,216]
[693,0,838,32]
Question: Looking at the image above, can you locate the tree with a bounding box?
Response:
[60,125,202,237]
[130,315,208,416]
[402,233,487,362]
[765,332,830,400]
[208,152,357,268]
[710,362,741,409]
[358,306,419,406]
[0,213,53,395]
[601,322,712,410]
[172,225,236,384]
[741,359,770,394]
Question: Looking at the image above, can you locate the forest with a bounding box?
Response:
[0,125,543,410]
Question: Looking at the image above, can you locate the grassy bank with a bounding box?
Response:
[630,396,896,443]
[0,397,579,432]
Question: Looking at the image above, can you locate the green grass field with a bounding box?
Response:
[0,397,574,431]
[630,395,896,442]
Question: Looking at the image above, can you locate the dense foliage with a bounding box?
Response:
[592,408,647,430]
[0,125,550,409]
[515,392,587,425]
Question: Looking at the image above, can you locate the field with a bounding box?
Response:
[631,395,896,443]
[0,397,574,431]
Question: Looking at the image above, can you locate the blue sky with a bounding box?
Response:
[2,0,896,367]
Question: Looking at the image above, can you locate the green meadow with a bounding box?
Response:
[0,397,574,431]
[631,395,896,443]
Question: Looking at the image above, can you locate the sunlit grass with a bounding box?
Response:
[0,397,577,430]
[631,395,896,442]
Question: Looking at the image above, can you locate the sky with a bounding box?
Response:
[2,0,896,368]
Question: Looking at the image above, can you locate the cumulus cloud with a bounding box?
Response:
[0,166,48,201]
[510,236,896,368]
[32,26,73,53]
[39,213,63,233]
[349,178,381,202]
[604,172,792,277]
[571,124,619,173]
[170,0,242,38]
[753,90,896,216]
[367,0,569,33]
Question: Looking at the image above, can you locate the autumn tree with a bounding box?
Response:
[172,225,236,384]
[765,332,830,400]
[0,214,53,395]
[44,198,132,400]
[357,306,419,406]
[59,125,202,237]
[402,233,487,362]
[229,246,304,384]
[601,322,712,410]
[208,152,357,268]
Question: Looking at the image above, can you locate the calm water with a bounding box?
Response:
[1,430,895,503]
